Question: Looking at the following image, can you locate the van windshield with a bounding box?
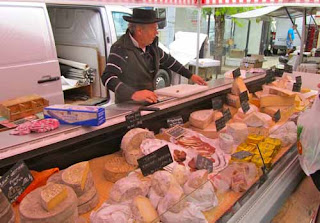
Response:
[112,12,130,39]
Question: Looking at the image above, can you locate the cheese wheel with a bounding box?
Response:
[78,192,99,214]
[40,184,68,211]
[104,156,136,183]
[0,204,14,223]
[189,109,214,129]
[132,196,159,223]
[19,185,78,223]
[78,185,96,207]
[61,161,91,196]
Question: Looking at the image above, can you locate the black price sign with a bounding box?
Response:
[125,111,142,129]
[138,145,173,176]
[232,151,253,159]
[215,117,226,132]
[265,70,275,84]
[241,101,250,114]
[0,161,33,203]
[223,108,232,123]
[240,91,249,103]
[292,83,301,92]
[273,109,281,123]
[232,68,241,79]
[212,98,223,111]
[296,76,302,84]
[167,116,183,128]
[196,155,213,173]
[166,125,186,139]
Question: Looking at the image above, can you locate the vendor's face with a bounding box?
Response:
[140,23,158,46]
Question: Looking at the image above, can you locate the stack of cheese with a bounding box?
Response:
[227,77,250,108]
[47,161,99,214]
[19,183,78,222]
[0,189,15,223]
[188,109,224,138]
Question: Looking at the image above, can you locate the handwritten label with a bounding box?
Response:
[239,91,249,103]
[0,161,33,203]
[215,117,226,132]
[196,155,213,173]
[138,145,173,176]
[296,76,302,84]
[223,108,232,123]
[292,83,301,92]
[167,116,183,128]
[265,70,275,84]
[232,68,241,79]
[166,125,186,139]
[241,101,250,114]
[232,151,253,159]
[212,98,223,111]
[273,109,281,123]
[125,111,142,130]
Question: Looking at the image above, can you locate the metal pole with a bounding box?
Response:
[245,20,251,56]
[196,6,201,75]
[293,8,306,71]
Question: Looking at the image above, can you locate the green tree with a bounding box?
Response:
[202,7,256,74]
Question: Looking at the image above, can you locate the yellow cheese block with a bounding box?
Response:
[62,161,90,194]
[133,196,159,222]
[301,88,311,93]
[260,105,294,118]
[251,155,272,168]
[231,77,248,96]
[267,86,297,97]
[246,134,265,145]
[260,95,295,108]
[40,184,68,211]
[264,137,282,150]
[237,143,256,153]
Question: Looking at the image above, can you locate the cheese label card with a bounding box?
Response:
[166,125,186,139]
[295,76,302,84]
[167,116,183,128]
[212,97,223,110]
[292,83,302,92]
[223,108,232,123]
[196,155,213,173]
[215,117,226,132]
[241,101,250,114]
[125,111,142,130]
[273,109,281,123]
[232,68,241,79]
[232,151,253,160]
[239,90,249,103]
[265,70,275,84]
[138,145,173,176]
[0,161,33,203]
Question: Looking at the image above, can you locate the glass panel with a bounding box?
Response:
[112,11,130,40]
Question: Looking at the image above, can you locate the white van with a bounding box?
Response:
[0,2,170,105]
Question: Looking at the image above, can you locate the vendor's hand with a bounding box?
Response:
[191,74,207,86]
[131,90,158,103]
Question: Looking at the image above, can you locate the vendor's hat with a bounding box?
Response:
[123,8,165,24]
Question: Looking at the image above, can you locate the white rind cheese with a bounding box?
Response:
[189,109,214,129]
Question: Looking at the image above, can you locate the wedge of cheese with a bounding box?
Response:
[132,196,159,223]
[267,86,296,97]
[227,94,241,108]
[243,112,265,127]
[226,122,248,145]
[40,184,68,211]
[260,105,294,118]
[62,161,90,196]
[189,109,214,129]
[260,95,295,108]
[231,77,248,96]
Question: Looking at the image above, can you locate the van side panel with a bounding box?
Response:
[0,3,64,104]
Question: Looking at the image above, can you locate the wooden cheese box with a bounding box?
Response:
[0,94,48,121]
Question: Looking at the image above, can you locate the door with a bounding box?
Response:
[0,2,64,104]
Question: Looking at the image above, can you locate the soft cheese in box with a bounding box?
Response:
[44,104,105,126]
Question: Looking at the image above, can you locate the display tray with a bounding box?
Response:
[154,84,209,98]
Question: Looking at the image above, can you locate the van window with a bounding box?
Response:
[112,12,130,39]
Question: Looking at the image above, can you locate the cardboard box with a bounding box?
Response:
[240,57,263,70]
[44,105,105,126]
[230,49,245,58]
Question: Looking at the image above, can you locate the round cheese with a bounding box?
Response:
[0,204,14,223]
[104,155,136,183]
[78,191,99,214]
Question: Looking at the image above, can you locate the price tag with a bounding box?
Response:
[241,101,250,114]
[232,68,241,79]
[0,161,33,203]
[167,116,183,128]
[215,117,226,132]
[223,108,232,123]
[231,151,253,159]
[166,125,186,139]
[265,70,275,84]
[273,109,281,123]
[211,98,223,111]
[295,76,302,84]
[239,91,249,103]
[196,155,213,173]
[292,83,301,92]
[125,111,142,130]
[138,145,173,176]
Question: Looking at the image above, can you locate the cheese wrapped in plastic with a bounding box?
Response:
[90,203,134,223]
[157,184,186,214]
[151,171,179,197]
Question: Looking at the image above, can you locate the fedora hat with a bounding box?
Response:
[123,8,165,24]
